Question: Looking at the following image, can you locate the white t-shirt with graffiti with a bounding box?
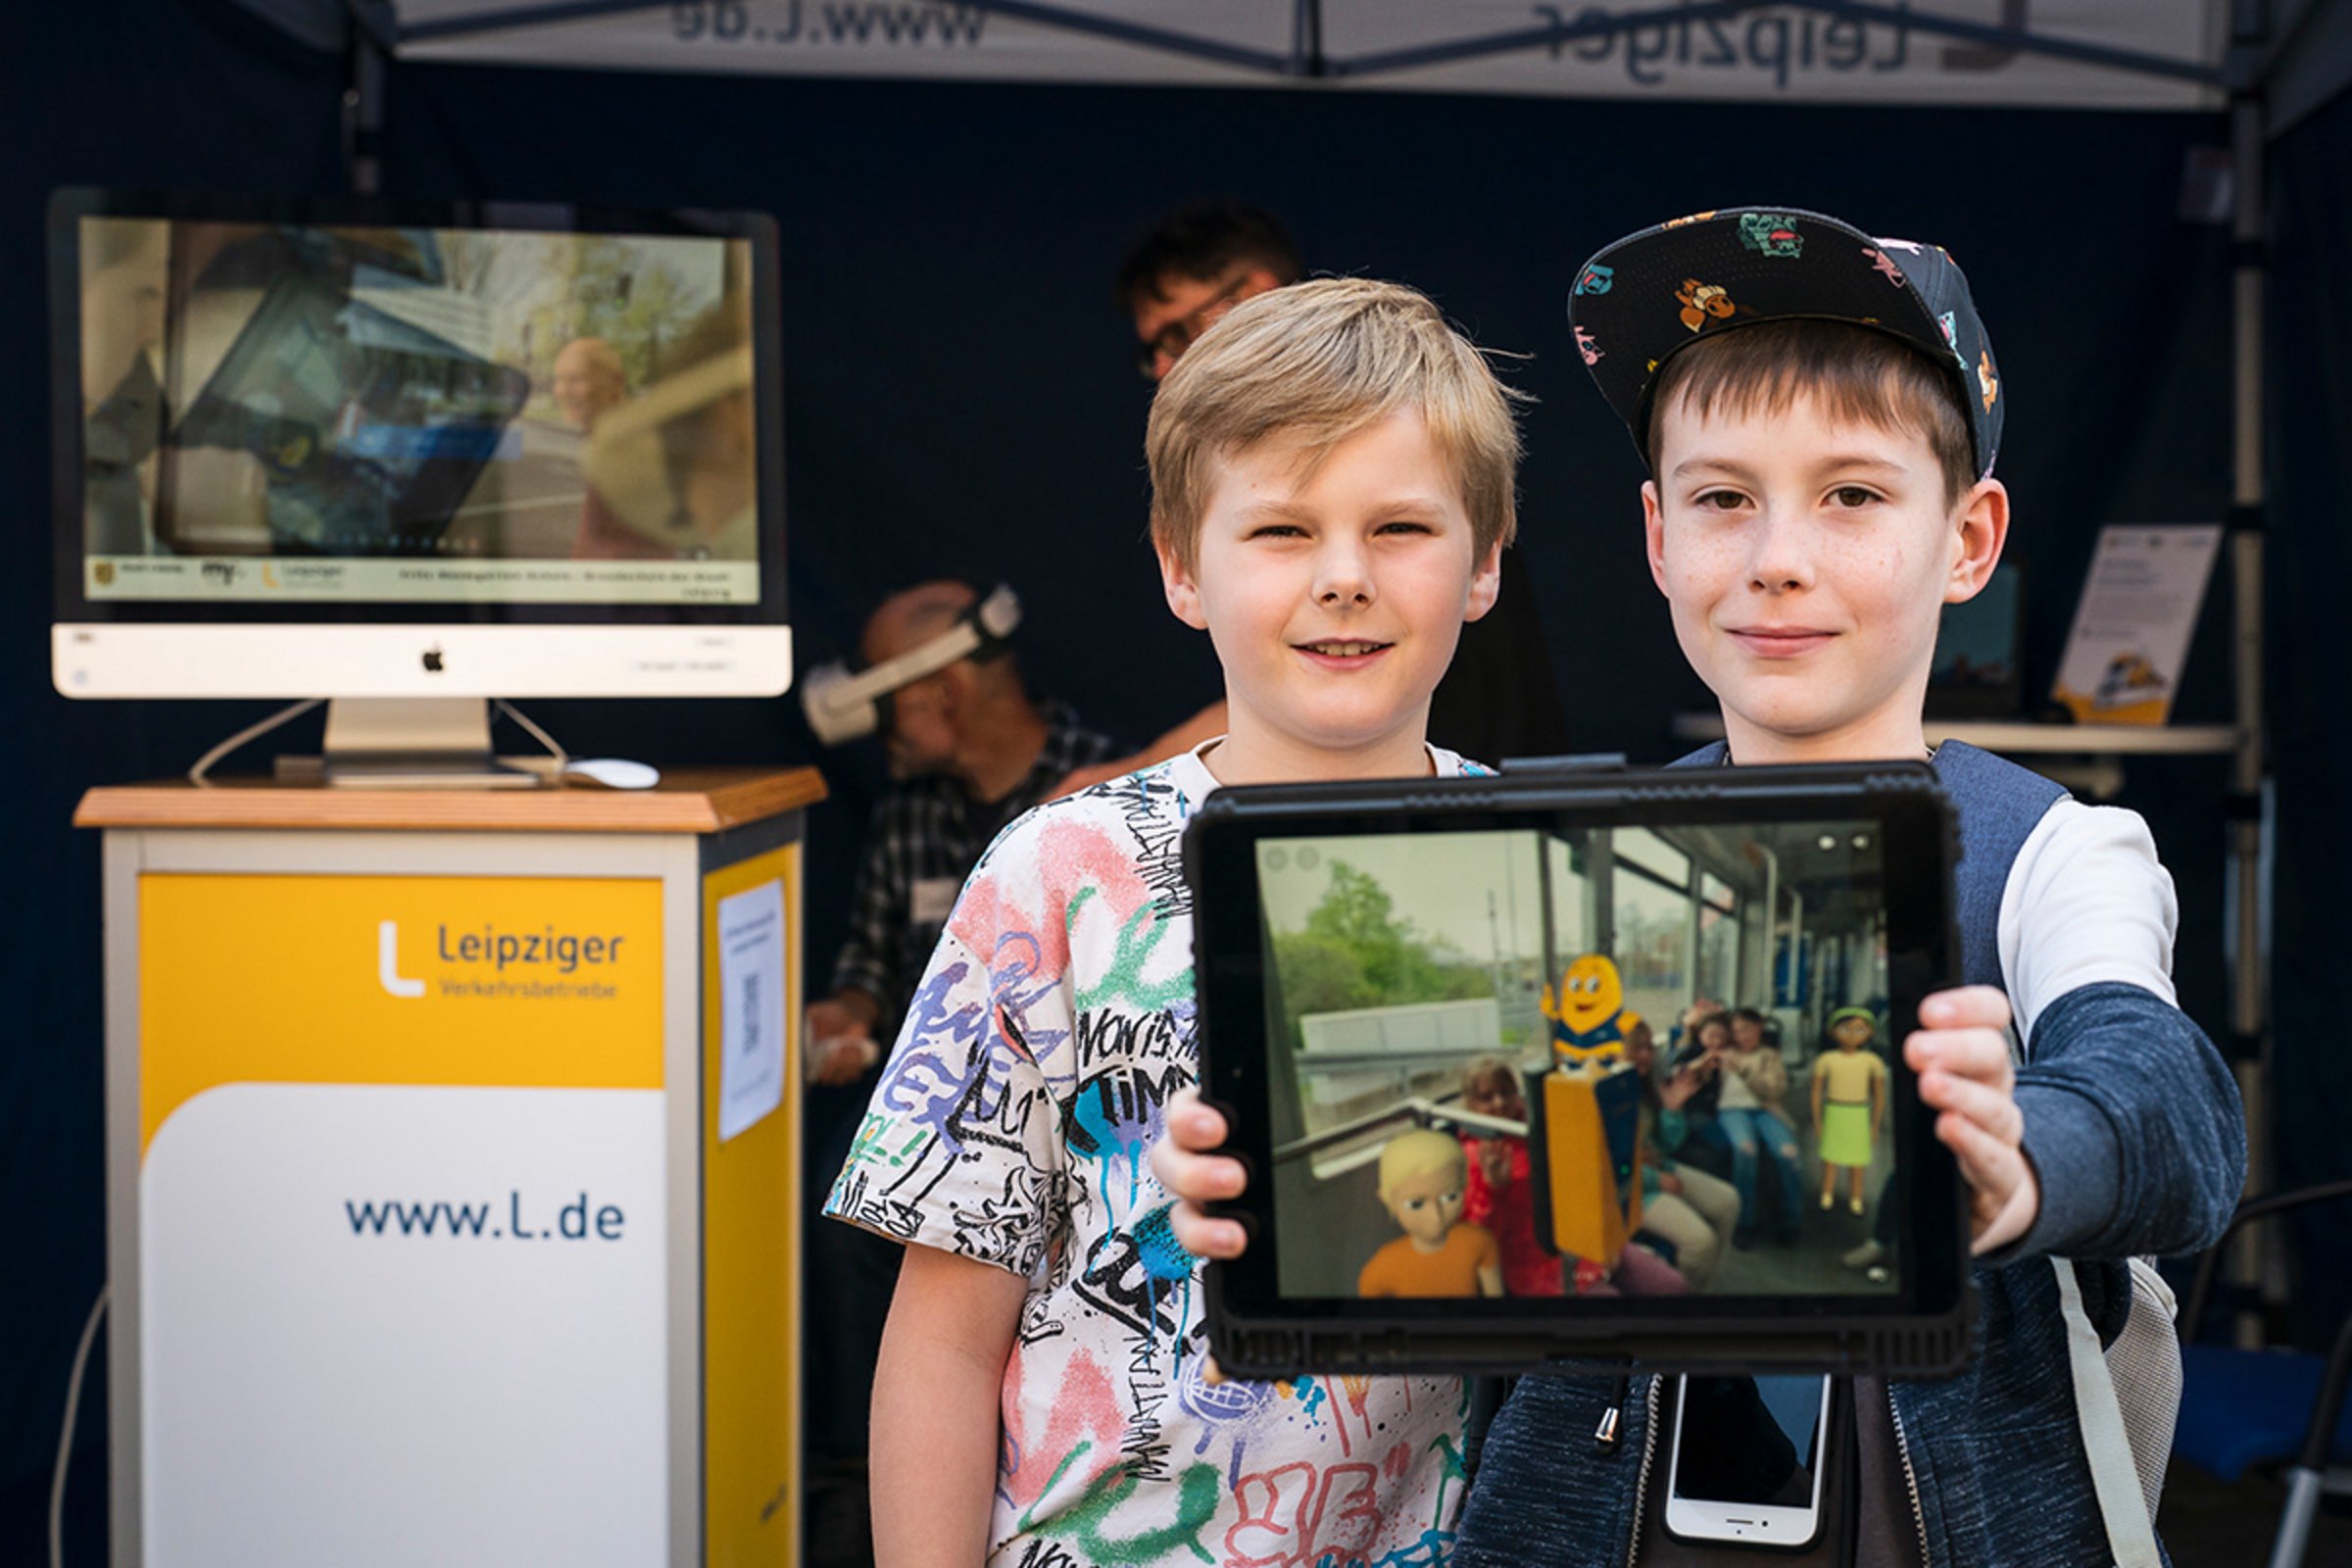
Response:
[826,743,1480,1568]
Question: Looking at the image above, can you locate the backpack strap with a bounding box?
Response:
[2052,1257,2165,1567]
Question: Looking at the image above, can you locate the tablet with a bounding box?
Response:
[1184,759,1970,1378]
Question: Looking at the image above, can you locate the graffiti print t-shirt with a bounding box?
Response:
[826,743,1480,1568]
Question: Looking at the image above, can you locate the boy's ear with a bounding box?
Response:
[1943,478,2011,604]
[1155,534,1209,630]
[1641,481,1671,596]
[1463,539,1503,623]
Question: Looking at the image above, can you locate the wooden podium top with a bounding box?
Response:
[75,765,828,835]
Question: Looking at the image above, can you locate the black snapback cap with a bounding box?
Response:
[1568,206,2002,479]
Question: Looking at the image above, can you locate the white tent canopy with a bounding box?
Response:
[247,0,2260,110]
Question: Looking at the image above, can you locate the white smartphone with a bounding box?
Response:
[1662,1373,1834,1548]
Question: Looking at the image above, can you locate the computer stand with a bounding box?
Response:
[282,697,542,789]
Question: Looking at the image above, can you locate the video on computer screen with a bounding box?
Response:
[1255,819,1900,1305]
[75,216,760,607]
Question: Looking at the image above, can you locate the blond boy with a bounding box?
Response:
[825,278,1521,1566]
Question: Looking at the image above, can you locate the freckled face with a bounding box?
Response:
[1643,389,2003,762]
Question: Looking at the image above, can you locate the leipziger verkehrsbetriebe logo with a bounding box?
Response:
[377,919,630,1001]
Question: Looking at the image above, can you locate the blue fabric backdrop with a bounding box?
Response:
[6,0,2321,1556]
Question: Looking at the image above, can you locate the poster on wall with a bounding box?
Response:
[2050,523,2223,724]
[137,872,667,1566]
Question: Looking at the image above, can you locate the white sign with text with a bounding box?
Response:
[2052,523,2223,723]
[141,1084,666,1566]
[717,878,788,1142]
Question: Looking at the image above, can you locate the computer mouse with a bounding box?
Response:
[565,758,662,790]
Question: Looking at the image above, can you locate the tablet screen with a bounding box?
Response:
[1187,763,1965,1373]
[1259,815,1898,1302]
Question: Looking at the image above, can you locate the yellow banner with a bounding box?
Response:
[140,873,663,1152]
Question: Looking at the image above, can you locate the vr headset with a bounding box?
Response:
[1183,758,1971,1378]
[799,582,1022,746]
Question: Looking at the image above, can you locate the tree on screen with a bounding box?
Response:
[1277,860,1491,1044]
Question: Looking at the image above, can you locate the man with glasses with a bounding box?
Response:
[1117,200,1303,382]
[1057,200,1570,791]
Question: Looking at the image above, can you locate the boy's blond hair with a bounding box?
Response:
[1145,277,1522,569]
[1377,1127,1467,1202]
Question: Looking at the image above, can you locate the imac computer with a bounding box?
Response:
[50,188,789,784]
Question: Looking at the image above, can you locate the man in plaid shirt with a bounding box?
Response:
[805,577,1121,1077]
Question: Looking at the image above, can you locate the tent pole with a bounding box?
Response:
[2227,0,2270,1346]
[343,9,390,196]
[1292,0,1326,77]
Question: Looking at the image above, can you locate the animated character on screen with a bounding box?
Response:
[1811,1006,1889,1216]
[1543,953,1630,1065]
[1535,955,1646,1269]
[1356,1129,1503,1298]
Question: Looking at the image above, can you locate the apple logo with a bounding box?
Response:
[421,645,445,673]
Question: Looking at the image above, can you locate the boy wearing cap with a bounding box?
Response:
[1157,208,2245,1564]
[1470,211,2243,1566]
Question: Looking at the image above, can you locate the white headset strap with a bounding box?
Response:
[816,584,1023,712]
[2051,1257,2164,1568]
[818,619,985,711]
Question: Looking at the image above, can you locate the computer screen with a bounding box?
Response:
[52,191,789,700]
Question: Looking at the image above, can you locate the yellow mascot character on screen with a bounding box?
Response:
[1535,956,1643,1267]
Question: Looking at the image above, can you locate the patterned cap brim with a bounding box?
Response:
[1567,206,2001,477]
